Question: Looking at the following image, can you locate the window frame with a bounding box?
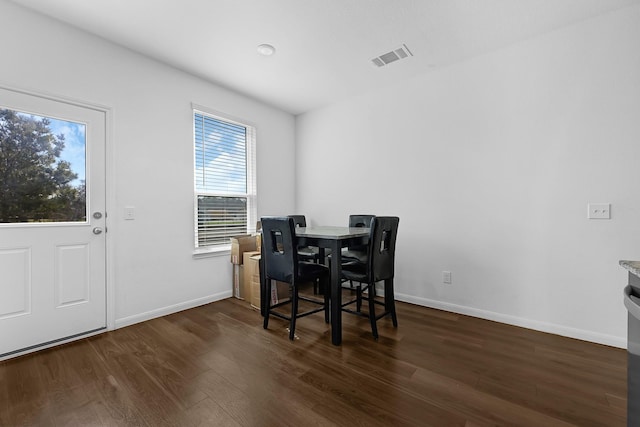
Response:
[192,104,257,255]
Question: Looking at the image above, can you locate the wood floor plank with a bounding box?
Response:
[0,298,628,426]
[180,397,242,427]
[407,366,577,427]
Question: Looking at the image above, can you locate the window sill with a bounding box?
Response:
[192,245,230,259]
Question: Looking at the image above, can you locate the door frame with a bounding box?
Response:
[0,82,115,359]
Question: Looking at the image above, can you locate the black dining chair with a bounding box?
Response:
[341,216,400,340]
[261,216,330,340]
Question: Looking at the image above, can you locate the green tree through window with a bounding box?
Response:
[0,108,86,223]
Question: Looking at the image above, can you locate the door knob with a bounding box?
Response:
[93,227,103,235]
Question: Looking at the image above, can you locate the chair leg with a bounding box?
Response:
[368,282,378,340]
[289,285,299,340]
[385,278,398,327]
[356,284,363,313]
[263,280,271,330]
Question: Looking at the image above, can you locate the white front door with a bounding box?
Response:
[0,87,107,358]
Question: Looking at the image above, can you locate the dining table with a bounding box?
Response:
[260,225,370,345]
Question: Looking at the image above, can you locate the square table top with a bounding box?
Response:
[294,226,370,239]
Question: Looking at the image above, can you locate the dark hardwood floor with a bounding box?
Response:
[0,291,627,426]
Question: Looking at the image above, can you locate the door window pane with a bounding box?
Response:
[0,108,86,223]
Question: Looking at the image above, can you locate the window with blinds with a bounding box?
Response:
[194,109,256,249]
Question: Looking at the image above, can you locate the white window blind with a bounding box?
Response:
[194,109,256,249]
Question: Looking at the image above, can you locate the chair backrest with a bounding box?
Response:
[261,217,298,283]
[349,214,374,228]
[367,216,400,282]
[348,214,374,252]
[288,215,307,228]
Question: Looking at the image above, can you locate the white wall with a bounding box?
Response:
[4,1,638,348]
[0,1,296,327]
[296,5,640,347]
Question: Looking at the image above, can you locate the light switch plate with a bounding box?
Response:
[443,271,452,284]
[124,206,135,220]
[587,203,610,219]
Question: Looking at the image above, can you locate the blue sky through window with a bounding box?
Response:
[16,112,86,187]
[48,117,86,187]
[194,113,246,194]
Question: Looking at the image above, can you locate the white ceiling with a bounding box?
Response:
[10,0,640,115]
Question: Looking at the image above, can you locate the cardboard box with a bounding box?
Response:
[271,280,290,304]
[232,264,243,299]
[241,251,261,300]
[250,271,261,309]
[230,235,257,264]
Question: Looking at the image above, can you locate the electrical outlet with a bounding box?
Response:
[587,203,610,219]
[443,271,452,284]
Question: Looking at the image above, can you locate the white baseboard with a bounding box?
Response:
[396,293,627,349]
[113,290,626,349]
[114,290,232,329]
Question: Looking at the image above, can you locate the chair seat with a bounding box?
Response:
[327,249,364,263]
[341,261,367,282]
[298,261,329,282]
[298,246,320,260]
[341,248,368,264]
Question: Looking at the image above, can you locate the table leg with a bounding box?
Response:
[318,247,326,264]
[317,247,326,295]
[330,241,342,345]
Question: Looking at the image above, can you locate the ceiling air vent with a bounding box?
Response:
[371,44,413,67]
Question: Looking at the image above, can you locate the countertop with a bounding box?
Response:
[620,260,640,277]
